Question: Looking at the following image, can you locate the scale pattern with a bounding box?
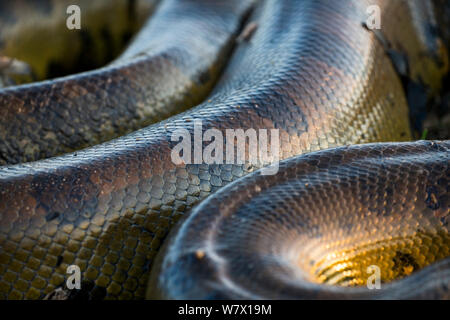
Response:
[0,0,253,164]
[150,141,449,299]
[0,0,448,299]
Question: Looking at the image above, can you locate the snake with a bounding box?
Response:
[0,0,253,164]
[0,0,449,300]
[150,140,449,299]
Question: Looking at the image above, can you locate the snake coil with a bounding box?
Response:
[0,0,448,300]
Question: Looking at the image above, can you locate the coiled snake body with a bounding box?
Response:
[0,0,449,299]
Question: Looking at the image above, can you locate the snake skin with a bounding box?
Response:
[149,141,449,299]
[0,0,253,164]
[0,0,448,299]
[0,0,159,83]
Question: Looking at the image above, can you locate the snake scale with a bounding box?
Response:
[0,0,252,164]
[0,0,449,300]
[150,141,449,299]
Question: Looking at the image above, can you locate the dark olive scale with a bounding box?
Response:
[0,0,158,83]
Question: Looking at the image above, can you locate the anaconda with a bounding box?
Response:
[0,0,448,300]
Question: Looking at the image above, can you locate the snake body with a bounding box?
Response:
[0,0,158,84]
[0,0,449,300]
[150,141,449,299]
[0,0,253,164]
